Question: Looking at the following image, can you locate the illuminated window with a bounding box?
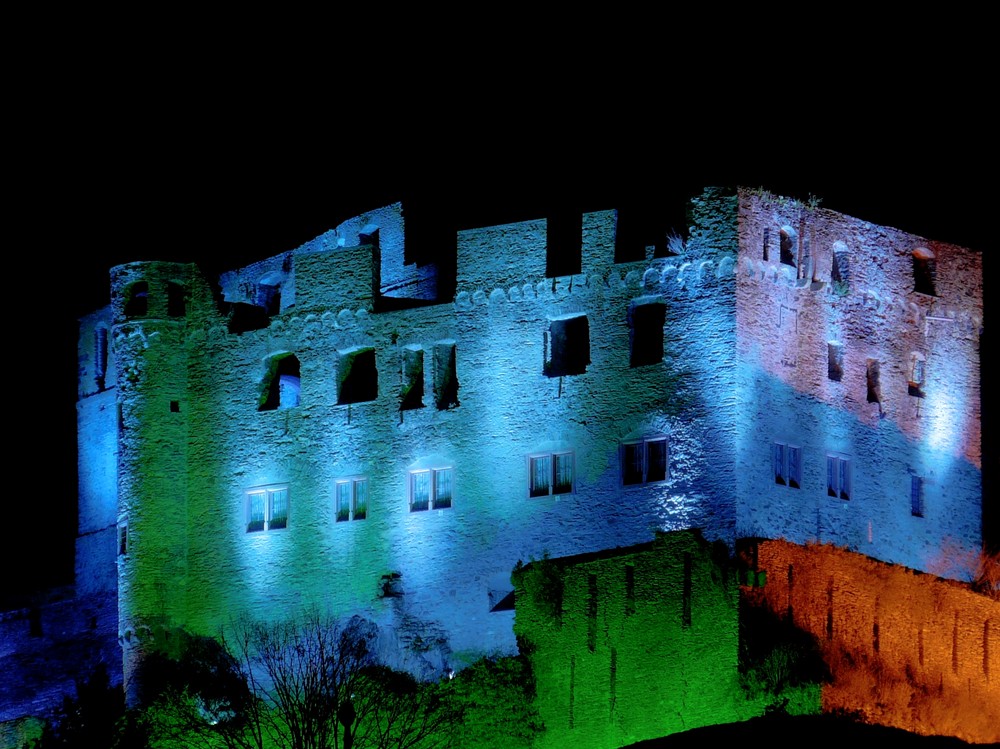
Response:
[908,353,926,398]
[544,314,590,377]
[529,451,575,497]
[827,455,851,500]
[773,442,802,489]
[336,477,368,522]
[246,485,289,532]
[622,437,668,486]
[409,467,453,512]
[911,476,924,517]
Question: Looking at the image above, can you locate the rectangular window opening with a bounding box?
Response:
[410,467,453,512]
[629,300,666,368]
[529,451,575,497]
[622,437,668,486]
[773,442,801,489]
[545,314,590,377]
[827,455,851,500]
[336,477,368,522]
[246,485,289,532]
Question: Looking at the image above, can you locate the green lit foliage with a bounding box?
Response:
[738,601,829,709]
[134,613,461,749]
[447,652,544,749]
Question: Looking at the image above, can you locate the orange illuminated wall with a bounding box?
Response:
[743,539,999,744]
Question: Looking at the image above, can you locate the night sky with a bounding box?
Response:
[8,139,995,605]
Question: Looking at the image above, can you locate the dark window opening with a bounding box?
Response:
[629,301,666,367]
[831,241,850,288]
[94,327,108,391]
[828,342,844,382]
[167,282,187,317]
[259,354,301,411]
[401,346,424,410]
[228,302,271,334]
[338,347,378,405]
[546,209,582,278]
[762,227,769,262]
[433,341,459,410]
[545,314,590,377]
[118,524,127,556]
[170,400,180,413]
[912,247,937,296]
[779,227,797,267]
[622,438,668,485]
[258,281,281,316]
[124,282,148,317]
[866,358,882,404]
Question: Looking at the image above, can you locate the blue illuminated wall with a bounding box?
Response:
[91,193,745,688]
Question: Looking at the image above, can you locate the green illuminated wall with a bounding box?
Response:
[513,529,754,749]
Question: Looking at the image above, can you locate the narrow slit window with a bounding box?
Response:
[866,359,882,404]
[433,341,459,410]
[912,247,937,296]
[401,346,424,410]
[911,476,924,517]
[908,353,926,398]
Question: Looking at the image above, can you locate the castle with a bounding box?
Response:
[7,186,989,744]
